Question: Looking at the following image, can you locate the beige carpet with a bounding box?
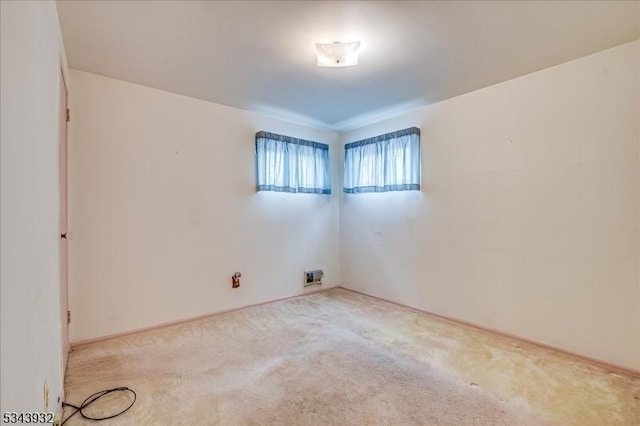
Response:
[63,288,639,425]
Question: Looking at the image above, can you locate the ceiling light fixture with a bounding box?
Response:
[316,41,361,67]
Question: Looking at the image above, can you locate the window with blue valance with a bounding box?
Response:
[256,131,331,194]
[343,127,421,193]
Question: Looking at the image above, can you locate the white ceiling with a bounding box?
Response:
[56,1,639,131]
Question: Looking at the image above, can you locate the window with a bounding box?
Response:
[343,127,420,193]
[256,131,331,194]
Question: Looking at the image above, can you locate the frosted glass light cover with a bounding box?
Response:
[316,41,360,67]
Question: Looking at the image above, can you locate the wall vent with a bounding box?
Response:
[304,270,323,287]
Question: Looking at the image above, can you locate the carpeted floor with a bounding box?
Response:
[63,288,639,425]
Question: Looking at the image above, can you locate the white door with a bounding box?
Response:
[59,69,70,370]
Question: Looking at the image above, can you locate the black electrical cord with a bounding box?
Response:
[61,387,136,425]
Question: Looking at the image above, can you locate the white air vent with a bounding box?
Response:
[304,270,323,287]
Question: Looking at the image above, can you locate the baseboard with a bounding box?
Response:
[337,286,640,378]
[71,285,335,348]
[70,284,639,378]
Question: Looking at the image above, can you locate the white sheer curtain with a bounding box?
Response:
[343,127,420,193]
[256,131,331,194]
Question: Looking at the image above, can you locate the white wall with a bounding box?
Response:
[68,41,638,370]
[68,70,340,342]
[340,41,640,370]
[1,1,68,414]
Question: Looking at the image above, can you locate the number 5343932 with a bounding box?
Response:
[2,412,54,423]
